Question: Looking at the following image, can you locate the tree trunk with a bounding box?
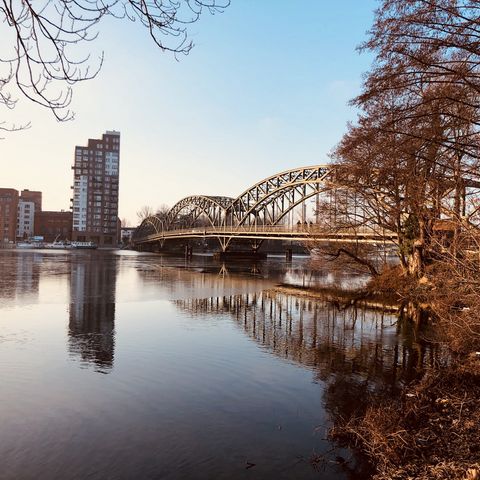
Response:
[407,240,424,278]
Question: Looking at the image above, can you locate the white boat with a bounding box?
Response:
[16,242,37,249]
[44,242,71,250]
[42,235,71,249]
[70,241,97,249]
[16,241,44,249]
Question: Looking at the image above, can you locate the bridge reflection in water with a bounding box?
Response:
[175,291,437,414]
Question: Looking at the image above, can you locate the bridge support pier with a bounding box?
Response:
[285,248,293,261]
[184,245,193,259]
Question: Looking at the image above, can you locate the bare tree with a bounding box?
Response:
[431,230,480,353]
[357,0,480,161]
[321,0,480,279]
[309,189,387,277]
[0,0,229,132]
[321,4,480,475]
[155,204,170,220]
[136,205,154,223]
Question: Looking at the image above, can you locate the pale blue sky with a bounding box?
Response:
[1,1,377,225]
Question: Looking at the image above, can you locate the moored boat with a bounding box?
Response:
[16,241,44,249]
[70,241,97,249]
[44,241,71,250]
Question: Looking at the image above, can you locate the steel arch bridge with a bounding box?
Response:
[132,165,396,251]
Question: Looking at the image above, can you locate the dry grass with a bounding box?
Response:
[330,358,480,480]
[309,244,480,479]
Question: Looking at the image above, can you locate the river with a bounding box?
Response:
[0,250,435,479]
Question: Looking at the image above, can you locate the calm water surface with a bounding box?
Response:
[0,250,433,480]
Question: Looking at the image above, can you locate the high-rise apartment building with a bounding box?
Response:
[0,188,19,243]
[71,131,120,246]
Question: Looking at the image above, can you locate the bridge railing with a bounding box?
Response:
[137,224,398,241]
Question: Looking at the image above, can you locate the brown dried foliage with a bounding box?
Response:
[324,3,480,477]
[331,360,480,480]
[429,249,480,353]
[319,0,480,279]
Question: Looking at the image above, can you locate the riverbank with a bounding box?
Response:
[330,356,480,480]
[276,271,480,480]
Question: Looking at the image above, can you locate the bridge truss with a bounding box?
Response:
[132,165,393,251]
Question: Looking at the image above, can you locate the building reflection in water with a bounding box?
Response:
[175,292,438,419]
[0,252,41,304]
[15,254,41,300]
[68,254,117,373]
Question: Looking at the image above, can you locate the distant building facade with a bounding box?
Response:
[16,200,35,239]
[71,131,120,246]
[0,189,19,243]
[16,190,43,240]
[34,211,73,242]
[120,227,136,245]
[20,190,42,213]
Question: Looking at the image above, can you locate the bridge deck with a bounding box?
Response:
[135,225,398,245]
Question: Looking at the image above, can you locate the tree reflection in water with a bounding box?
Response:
[68,254,117,373]
[175,291,438,437]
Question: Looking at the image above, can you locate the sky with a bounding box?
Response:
[0,0,377,226]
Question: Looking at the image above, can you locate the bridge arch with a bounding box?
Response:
[225,165,330,227]
[165,195,235,230]
[132,165,334,248]
[134,215,165,240]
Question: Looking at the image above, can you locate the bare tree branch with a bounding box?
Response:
[0,0,229,132]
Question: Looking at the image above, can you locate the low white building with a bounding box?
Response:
[121,227,136,245]
[16,200,35,239]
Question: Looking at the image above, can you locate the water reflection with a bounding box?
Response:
[68,254,117,372]
[0,251,438,479]
[0,252,41,303]
[175,292,437,416]
[135,260,274,300]
[196,257,369,289]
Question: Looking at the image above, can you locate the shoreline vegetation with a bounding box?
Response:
[274,267,480,480]
[302,0,480,474]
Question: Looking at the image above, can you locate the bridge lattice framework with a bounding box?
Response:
[133,165,333,250]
